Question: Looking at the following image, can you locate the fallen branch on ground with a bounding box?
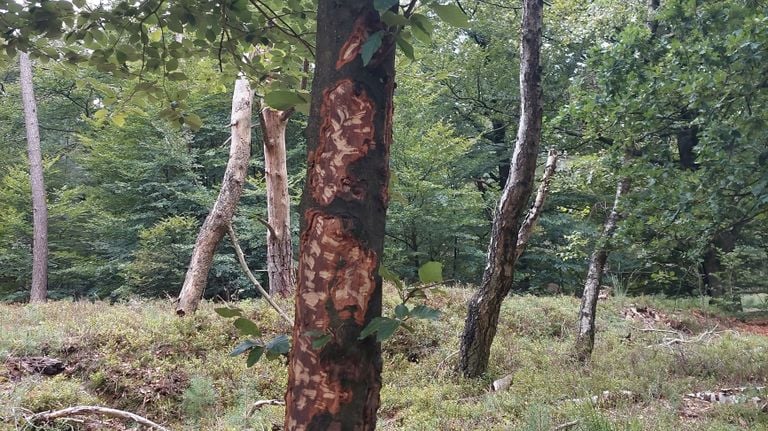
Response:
[27,406,169,431]
[650,325,721,348]
[562,390,638,407]
[246,399,285,418]
[685,386,767,405]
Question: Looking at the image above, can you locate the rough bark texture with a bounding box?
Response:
[284,2,396,429]
[458,0,544,378]
[176,78,252,316]
[19,52,48,303]
[516,148,559,260]
[260,106,296,298]
[574,177,631,362]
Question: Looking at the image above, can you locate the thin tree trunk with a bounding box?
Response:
[284,2,396,429]
[260,106,296,298]
[516,148,558,260]
[574,177,630,362]
[176,78,252,316]
[458,0,544,378]
[19,52,48,303]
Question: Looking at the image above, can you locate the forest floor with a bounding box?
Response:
[1,286,767,430]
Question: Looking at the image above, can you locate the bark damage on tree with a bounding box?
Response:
[458,0,544,378]
[285,2,395,430]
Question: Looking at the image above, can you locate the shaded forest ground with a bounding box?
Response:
[1,287,767,430]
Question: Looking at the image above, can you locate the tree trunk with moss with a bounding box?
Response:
[284,1,396,429]
[19,52,48,303]
[458,0,544,378]
[176,78,252,316]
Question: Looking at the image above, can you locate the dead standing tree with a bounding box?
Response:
[176,78,252,316]
[19,51,48,303]
[260,106,296,298]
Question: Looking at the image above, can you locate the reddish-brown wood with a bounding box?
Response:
[285,2,396,429]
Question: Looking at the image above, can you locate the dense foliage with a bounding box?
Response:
[0,0,765,302]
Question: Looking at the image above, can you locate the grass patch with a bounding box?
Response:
[2,288,767,430]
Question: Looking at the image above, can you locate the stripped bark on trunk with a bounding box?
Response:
[458,0,544,378]
[176,78,252,316]
[574,177,630,362]
[260,106,296,298]
[19,52,48,303]
[284,2,396,429]
[516,148,558,260]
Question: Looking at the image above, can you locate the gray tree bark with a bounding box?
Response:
[574,177,630,362]
[259,106,295,298]
[516,148,559,260]
[19,52,48,303]
[176,77,252,316]
[458,0,544,378]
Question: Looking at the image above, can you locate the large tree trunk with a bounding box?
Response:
[458,0,544,378]
[516,148,558,260]
[260,106,296,298]
[176,78,252,316]
[19,52,48,303]
[284,2,396,429]
[574,177,630,362]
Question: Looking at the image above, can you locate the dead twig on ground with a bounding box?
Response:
[27,406,169,431]
[246,399,285,418]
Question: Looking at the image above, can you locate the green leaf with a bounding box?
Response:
[264,90,310,111]
[246,346,264,367]
[149,29,162,43]
[410,305,441,320]
[395,34,415,60]
[375,318,401,341]
[93,108,108,122]
[167,72,187,81]
[265,334,290,355]
[233,317,261,337]
[430,4,469,28]
[374,0,399,12]
[361,30,384,66]
[359,317,401,342]
[184,113,203,131]
[418,261,443,284]
[378,265,404,291]
[382,11,409,27]
[394,303,409,319]
[410,14,434,44]
[230,339,258,356]
[214,307,243,318]
[311,334,332,350]
[111,113,126,128]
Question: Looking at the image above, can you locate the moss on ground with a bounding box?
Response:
[1,287,767,430]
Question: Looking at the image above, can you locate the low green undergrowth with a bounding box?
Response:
[1,287,767,430]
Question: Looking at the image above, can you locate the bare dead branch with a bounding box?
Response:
[28,406,169,431]
[227,223,293,325]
